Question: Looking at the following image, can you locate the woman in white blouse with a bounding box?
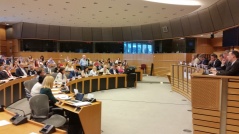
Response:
[89,66,97,76]
[65,62,74,72]
[54,67,67,84]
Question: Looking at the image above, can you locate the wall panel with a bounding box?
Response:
[102,27,113,41]
[160,21,173,39]
[60,26,71,40]
[21,22,36,38]
[131,26,142,40]
[209,4,224,31]
[36,24,49,39]
[227,0,239,25]
[188,13,203,35]
[151,23,162,40]
[6,27,13,39]
[92,28,102,41]
[82,27,92,41]
[48,25,60,40]
[217,0,234,28]
[122,27,132,41]
[170,18,184,37]
[180,16,192,36]
[70,27,83,41]
[141,24,153,40]
[12,22,23,39]
[112,27,123,41]
[198,8,215,33]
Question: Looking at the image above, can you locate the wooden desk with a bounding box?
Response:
[55,101,101,134]
[170,65,239,134]
[0,76,35,106]
[0,109,66,134]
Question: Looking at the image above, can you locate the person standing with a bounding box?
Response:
[79,55,88,70]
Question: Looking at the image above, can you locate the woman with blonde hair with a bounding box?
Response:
[40,75,58,105]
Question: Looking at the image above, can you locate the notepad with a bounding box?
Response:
[51,88,59,91]
[54,94,71,100]
[0,120,10,126]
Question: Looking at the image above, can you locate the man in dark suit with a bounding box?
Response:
[208,53,221,69]
[109,65,119,74]
[213,51,239,76]
[16,63,28,77]
[27,65,37,75]
[198,54,209,65]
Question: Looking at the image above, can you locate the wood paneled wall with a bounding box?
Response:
[196,38,214,54]
[0,25,7,56]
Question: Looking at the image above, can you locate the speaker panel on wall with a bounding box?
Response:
[198,8,215,33]
[188,12,203,35]
[180,16,192,36]
[170,18,184,37]
[209,4,224,31]
[217,0,235,28]
[122,26,132,41]
[141,24,153,40]
[60,26,71,40]
[82,27,92,41]
[151,23,162,39]
[21,22,36,38]
[48,25,60,40]
[36,24,49,39]
[70,27,83,41]
[131,26,142,40]
[92,28,102,41]
[102,27,113,41]
[112,27,123,41]
[227,0,239,25]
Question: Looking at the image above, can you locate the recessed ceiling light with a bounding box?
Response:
[127,3,131,5]
[6,23,9,25]
[49,4,53,6]
[99,11,102,12]
[82,7,86,8]
[66,2,70,3]
[94,2,98,4]
[144,0,200,6]
[124,9,128,11]
[12,7,15,8]
[115,13,119,15]
[139,11,143,13]
[29,11,32,12]
[180,9,184,11]
[4,10,7,11]
[162,8,166,10]
[63,8,67,10]
[108,7,112,8]
[200,35,203,36]
[132,15,136,16]
[22,3,25,5]
[144,6,148,8]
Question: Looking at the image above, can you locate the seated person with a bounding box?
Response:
[0,65,9,80]
[213,51,239,76]
[109,65,119,74]
[54,67,67,84]
[3,65,13,78]
[44,62,53,74]
[31,76,45,96]
[36,68,46,80]
[198,54,209,65]
[81,67,89,77]
[54,63,62,73]
[100,65,110,75]
[16,63,28,77]
[117,63,124,74]
[40,75,58,105]
[89,66,97,76]
[27,65,37,75]
[208,53,221,69]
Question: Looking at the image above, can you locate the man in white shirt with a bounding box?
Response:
[79,55,88,70]
[31,76,45,96]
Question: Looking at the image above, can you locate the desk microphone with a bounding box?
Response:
[7,106,26,117]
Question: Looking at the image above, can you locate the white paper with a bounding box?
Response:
[0,120,10,126]
[52,91,60,94]
[51,88,59,91]
[54,94,71,100]
[72,102,91,107]
[209,74,216,76]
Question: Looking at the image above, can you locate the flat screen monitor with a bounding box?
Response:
[223,27,239,47]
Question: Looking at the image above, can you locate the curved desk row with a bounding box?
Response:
[171,65,239,134]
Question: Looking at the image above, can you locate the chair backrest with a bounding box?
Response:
[141,64,146,69]
[24,80,32,92]
[29,94,49,116]
[51,73,57,79]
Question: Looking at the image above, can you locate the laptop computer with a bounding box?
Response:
[98,72,103,76]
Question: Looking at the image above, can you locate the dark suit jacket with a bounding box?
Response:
[217,60,239,76]
[199,59,209,65]
[16,67,27,77]
[109,68,119,74]
[0,71,9,80]
[208,59,221,69]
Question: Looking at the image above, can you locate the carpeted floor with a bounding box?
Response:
[7,76,192,134]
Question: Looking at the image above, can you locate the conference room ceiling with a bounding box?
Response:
[0,0,219,27]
